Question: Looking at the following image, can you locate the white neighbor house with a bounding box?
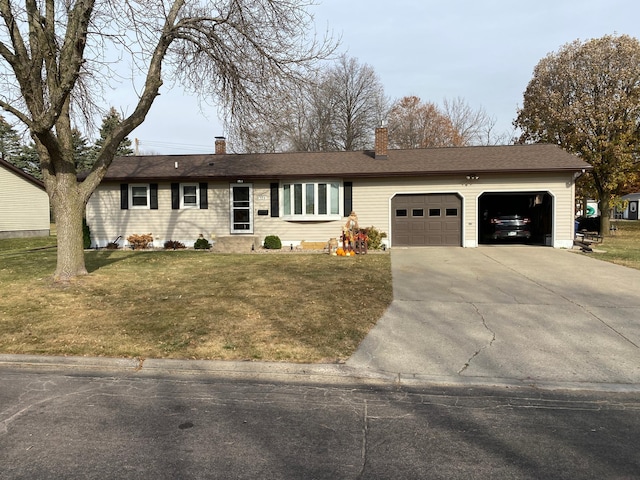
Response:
[616,193,640,220]
[86,128,591,250]
[0,158,50,239]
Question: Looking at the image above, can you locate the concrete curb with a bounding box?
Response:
[2,354,640,393]
[0,354,394,386]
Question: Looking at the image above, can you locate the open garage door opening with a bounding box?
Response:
[479,192,553,245]
[392,193,462,246]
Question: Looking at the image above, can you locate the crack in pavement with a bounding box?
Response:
[479,250,640,350]
[458,303,496,375]
[355,399,369,479]
[581,306,640,349]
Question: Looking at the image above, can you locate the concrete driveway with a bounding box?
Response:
[347,247,640,387]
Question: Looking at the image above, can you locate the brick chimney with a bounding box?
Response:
[215,136,226,155]
[374,127,388,159]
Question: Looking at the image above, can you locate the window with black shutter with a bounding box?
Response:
[150,183,158,209]
[199,183,208,209]
[270,182,279,217]
[171,183,180,210]
[120,184,129,210]
[344,181,353,214]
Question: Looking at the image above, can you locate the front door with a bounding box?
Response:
[630,200,639,220]
[230,184,253,233]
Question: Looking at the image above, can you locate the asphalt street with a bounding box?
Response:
[1,366,640,480]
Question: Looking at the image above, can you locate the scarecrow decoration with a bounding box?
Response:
[338,211,368,255]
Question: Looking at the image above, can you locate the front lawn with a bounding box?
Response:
[0,239,392,362]
[590,220,640,270]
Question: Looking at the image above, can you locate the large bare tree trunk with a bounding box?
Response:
[51,188,88,281]
[39,98,92,281]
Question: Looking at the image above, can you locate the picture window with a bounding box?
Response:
[282,181,340,218]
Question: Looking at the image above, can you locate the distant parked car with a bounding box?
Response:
[490,214,531,240]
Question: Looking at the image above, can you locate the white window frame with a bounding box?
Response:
[130,184,150,209]
[281,180,342,221]
[180,183,199,209]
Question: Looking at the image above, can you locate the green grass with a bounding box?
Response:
[0,237,392,362]
[590,220,640,270]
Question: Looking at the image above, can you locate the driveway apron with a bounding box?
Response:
[347,247,640,385]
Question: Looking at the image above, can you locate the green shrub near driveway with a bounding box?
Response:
[363,226,387,250]
[263,235,282,249]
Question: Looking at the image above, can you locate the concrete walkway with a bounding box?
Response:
[347,246,640,387]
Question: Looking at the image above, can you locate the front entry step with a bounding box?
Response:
[211,235,260,253]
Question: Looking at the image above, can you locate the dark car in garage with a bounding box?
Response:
[490,214,531,240]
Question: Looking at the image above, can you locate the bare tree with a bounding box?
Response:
[442,97,502,146]
[326,55,388,151]
[0,0,334,281]
[230,54,388,152]
[514,34,640,234]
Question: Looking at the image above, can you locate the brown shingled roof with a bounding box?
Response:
[103,144,590,182]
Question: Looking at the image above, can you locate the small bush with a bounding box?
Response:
[364,226,387,250]
[263,235,282,249]
[127,233,153,249]
[194,237,211,250]
[82,218,91,249]
[106,242,119,250]
[164,240,186,250]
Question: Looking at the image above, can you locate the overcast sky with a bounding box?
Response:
[121,0,640,154]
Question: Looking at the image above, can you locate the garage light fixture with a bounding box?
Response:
[466,174,479,180]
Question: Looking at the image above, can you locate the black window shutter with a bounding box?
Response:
[344,181,353,215]
[120,184,129,210]
[150,183,158,209]
[199,183,208,209]
[270,182,279,217]
[171,183,180,210]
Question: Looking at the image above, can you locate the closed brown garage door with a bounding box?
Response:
[392,193,462,246]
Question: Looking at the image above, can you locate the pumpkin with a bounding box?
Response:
[336,247,344,256]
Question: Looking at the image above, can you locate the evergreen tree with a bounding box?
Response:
[16,143,41,179]
[0,115,22,163]
[0,116,41,178]
[95,107,134,157]
[73,129,95,173]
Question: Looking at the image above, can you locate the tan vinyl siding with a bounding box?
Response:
[87,183,224,247]
[0,165,49,237]
[88,172,578,249]
[347,173,577,248]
